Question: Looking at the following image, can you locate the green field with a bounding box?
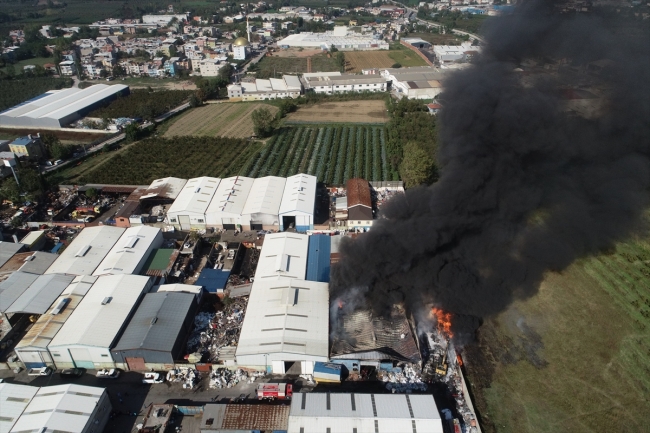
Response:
[242,125,388,185]
[466,236,650,433]
[252,52,340,79]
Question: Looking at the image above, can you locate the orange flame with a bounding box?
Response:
[431,307,453,338]
[338,300,344,309]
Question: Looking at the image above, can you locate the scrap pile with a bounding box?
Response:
[186,298,248,362]
[208,368,265,389]
[166,368,200,389]
[379,364,427,393]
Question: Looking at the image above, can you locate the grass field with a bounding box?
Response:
[241,124,388,184]
[344,47,428,72]
[286,100,389,124]
[163,103,279,139]
[465,236,650,433]
[253,52,340,78]
[0,57,54,74]
[406,32,472,46]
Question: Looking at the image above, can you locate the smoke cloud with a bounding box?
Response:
[331,0,650,336]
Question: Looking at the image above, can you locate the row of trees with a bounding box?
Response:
[88,89,194,120]
[0,76,72,111]
[251,99,297,137]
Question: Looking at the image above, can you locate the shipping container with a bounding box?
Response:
[313,362,342,383]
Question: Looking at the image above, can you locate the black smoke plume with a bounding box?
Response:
[331,0,650,337]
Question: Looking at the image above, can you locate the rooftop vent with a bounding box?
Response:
[124,236,139,249]
[23,255,35,262]
[150,317,158,325]
[51,298,70,315]
[101,297,112,305]
[75,245,91,257]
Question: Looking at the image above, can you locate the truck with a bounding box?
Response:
[256,383,292,400]
[28,367,52,376]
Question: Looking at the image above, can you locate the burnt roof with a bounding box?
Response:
[114,200,141,219]
[346,178,371,209]
[330,306,421,363]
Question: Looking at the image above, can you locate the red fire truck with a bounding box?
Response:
[256,383,293,400]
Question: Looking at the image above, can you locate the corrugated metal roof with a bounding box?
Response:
[0,271,39,312]
[143,248,178,277]
[10,384,105,433]
[18,252,58,275]
[254,232,309,280]
[288,393,443,433]
[141,177,188,200]
[330,306,421,363]
[16,276,97,352]
[0,241,26,268]
[241,176,286,218]
[168,177,221,216]
[92,226,162,276]
[196,268,230,293]
[113,292,194,352]
[45,226,126,276]
[236,278,329,359]
[206,176,255,222]
[306,235,330,283]
[19,230,45,245]
[279,174,317,216]
[49,274,151,349]
[0,383,38,433]
[5,273,75,314]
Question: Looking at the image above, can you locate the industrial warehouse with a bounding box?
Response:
[0,174,478,433]
[0,84,130,129]
[277,26,389,50]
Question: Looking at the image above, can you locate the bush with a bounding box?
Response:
[392,63,402,68]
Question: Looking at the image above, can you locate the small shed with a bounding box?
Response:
[19,230,46,251]
[306,234,330,283]
[196,268,231,294]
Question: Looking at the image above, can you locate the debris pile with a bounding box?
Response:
[208,368,265,389]
[186,298,248,362]
[379,364,427,393]
[166,368,200,389]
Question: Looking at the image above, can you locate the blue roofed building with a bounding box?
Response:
[196,268,231,294]
[306,234,330,283]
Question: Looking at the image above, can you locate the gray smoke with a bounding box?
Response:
[331,1,650,337]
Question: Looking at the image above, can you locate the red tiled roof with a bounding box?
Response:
[346,178,371,209]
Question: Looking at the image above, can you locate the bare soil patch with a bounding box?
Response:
[286,100,389,124]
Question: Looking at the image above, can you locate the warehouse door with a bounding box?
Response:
[179,215,191,230]
[19,351,49,369]
[282,216,296,231]
[69,348,94,369]
[223,224,236,230]
[126,357,146,371]
[250,223,263,231]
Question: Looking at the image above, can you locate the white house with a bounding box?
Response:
[279,173,317,232]
[167,177,221,230]
[47,274,152,369]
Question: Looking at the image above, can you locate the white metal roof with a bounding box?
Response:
[167,177,221,216]
[19,230,45,245]
[279,173,317,216]
[16,276,98,352]
[45,226,126,276]
[269,78,288,91]
[140,177,188,200]
[242,176,286,218]
[0,383,38,433]
[92,226,162,276]
[206,176,255,221]
[254,232,309,280]
[284,75,302,90]
[10,384,105,433]
[288,393,443,433]
[48,274,151,349]
[236,278,329,359]
[153,283,202,295]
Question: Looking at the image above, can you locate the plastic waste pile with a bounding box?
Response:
[208,368,265,389]
[166,368,200,389]
[379,364,428,393]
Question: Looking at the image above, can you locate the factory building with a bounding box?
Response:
[278,26,389,50]
[15,276,97,369]
[205,176,255,230]
[0,383,39,433]
[0,84,130,128]
[92,226,163,276]
[45,226,126,276]
[227,75,302,101]
[288,393,443,433]
[0,272,74,315]
[346,177,373,230]
[236,233,329,374]
[140,177,188,202]
[47,274,152,369]
[167,177,221,230]
[112,292,198,370]
[241,176,286,230]
[380,66,445,99]
[279,174,317,232]
[8,384,112,433]
[302,72,387,94]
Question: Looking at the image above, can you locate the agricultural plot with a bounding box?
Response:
[241,125,389,184]
[344,49,428,72]
[163,103,279,139]
[253,53,340,79]
[78,136,260,185]
[286,100,389,124]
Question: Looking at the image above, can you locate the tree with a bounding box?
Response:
[391,63,402,68]
[85,187,98,199]
[125,122,142,142]
[112,64,125,77]
[251,107,276,137]
[399,141,436,188]
[189,93,201,107]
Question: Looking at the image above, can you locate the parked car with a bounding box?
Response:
[142,372,164,384]
[60,368,85,378]
[96,368,120,379]
[27,367,52,376]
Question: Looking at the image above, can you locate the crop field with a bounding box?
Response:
[286,100,389,124]
[241,125,389,184]
[253,53,340,78]
[163,103,279,139]
[465,236,650,433]
[344,48,428,72]
[78,136,260,184]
